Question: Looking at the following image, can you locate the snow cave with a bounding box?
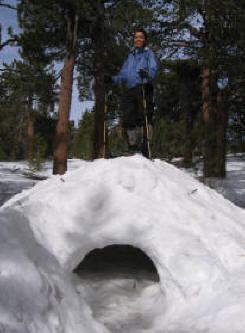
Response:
[1,155,245,333]
[74,244,160,282]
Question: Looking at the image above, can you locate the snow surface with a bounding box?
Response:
[185,154,245,208]
[1,155,245,332]
[0,159,86,206]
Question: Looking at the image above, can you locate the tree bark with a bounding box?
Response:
[215,89,227,177]
[92,0,105,159]
[53,7,78,175]
[11,108,24,161]
[237,105,245,153]
[183,114,193,168]
[202,67,218,177]
[202,0,219,178]
[25,96,34,161]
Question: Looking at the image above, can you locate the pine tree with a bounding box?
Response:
[156,0,245,177]
[92,0,105,159]
[53,3,79,174]
[0,59,56,161]
[71,109,94,160]
[153,59,202,161]
[17,0,87,174]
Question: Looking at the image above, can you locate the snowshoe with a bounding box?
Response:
[121,149,142,157]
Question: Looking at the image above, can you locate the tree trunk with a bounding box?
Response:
[215,89,227,177]
[25,96,34,161]
[11,109,24,161]
[53,8,78,175]
[202,67,218,177]
[238,109,245,153]
[183,114,193,168]
[92,1,105,159]
[202,0,219,178]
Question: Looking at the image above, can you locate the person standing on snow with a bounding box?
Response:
[104,28,158,157]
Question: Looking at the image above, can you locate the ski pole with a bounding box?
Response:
[141,81,152,159]
[103,90,113,158]
[103,91,108,158]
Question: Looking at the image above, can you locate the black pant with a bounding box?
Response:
[121,84,154,129]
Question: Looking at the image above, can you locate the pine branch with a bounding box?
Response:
[179,22,203,39]
[165,39,200,44]
[0,37,17,50]
[0,3,17,10]
[196,7,204,19]
[166,48,179,58]
[0,67,18,71]
[105,0,123,9]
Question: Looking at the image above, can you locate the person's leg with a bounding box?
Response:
[126,128,137,150]
[122,88,138,152]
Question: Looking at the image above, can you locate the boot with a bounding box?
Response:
[123,145,140,156]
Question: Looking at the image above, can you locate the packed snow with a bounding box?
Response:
[0,155,245,332]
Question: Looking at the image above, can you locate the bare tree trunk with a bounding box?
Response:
[215,89,227,177]
[237,109,245,153]
[202,0,219,178]
[202,67,218,177]
[25,97,34,161]
[183,115,193,168]
[53,7,78,175]
[92,0,105,159]
[11,109,24,161]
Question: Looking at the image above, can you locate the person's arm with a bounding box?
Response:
[147,50,158,81]
[112,55,130,85]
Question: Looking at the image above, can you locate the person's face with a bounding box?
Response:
[134,31,146,47]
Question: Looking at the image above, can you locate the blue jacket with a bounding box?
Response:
[112,46,158,89]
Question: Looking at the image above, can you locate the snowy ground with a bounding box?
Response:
[0,155,245,332]
[1,154,244,208]
[190,154,245,208]
[0,159,83,206]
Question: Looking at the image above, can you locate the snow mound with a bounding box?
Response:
[1,155,245,332]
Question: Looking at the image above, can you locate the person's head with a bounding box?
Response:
[134,29,147,48]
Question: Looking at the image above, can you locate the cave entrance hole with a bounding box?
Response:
[73,245,161,331]
[73,244,159,282]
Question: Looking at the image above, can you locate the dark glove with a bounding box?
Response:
[139,69,148,79]
[104,74,112,84]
